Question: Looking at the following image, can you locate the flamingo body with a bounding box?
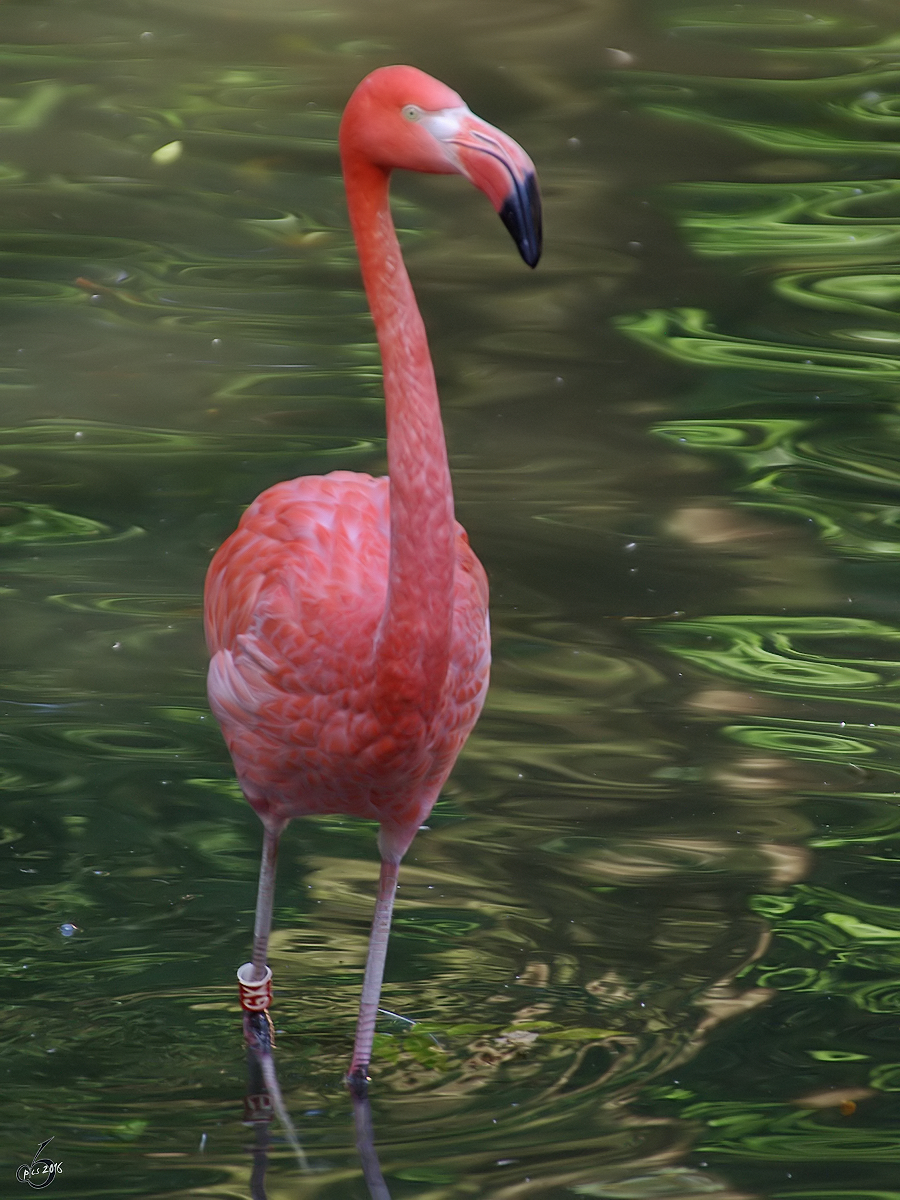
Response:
[205,469,489,853]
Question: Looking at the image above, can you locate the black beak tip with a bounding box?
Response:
[499,171,542,268]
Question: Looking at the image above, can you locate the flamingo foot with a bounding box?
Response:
[244,1009,275,1056]
[240,980,308,1171]
[346,1063,370,1099]
[242,1010,309,1171]
[238,962,275,1049]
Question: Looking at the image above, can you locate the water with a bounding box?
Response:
[3,0,900,1195]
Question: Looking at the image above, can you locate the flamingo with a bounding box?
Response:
[204,65,541,1095]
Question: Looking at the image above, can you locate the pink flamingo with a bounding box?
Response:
[205,65,540,1094]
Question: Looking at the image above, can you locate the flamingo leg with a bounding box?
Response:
[250,823,282,980]
[347,856,400,1095]
[237,822,284,1035]
[237,822,309,1173]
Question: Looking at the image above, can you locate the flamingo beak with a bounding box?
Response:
[498,170,542,269]
[436,111,542,268]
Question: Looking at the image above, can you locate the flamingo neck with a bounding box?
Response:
[343,155,455,718]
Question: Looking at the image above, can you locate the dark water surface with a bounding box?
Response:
[3,0,900,1196]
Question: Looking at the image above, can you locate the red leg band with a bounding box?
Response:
[237,963,272,1012]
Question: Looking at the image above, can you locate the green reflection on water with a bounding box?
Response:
[646,615,900,690]
[0,501,137,544]
[605,20,900,1196]
[6,0,900,1197]
[620,308,900,379]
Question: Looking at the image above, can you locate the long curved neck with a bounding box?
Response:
[343,153,455,719]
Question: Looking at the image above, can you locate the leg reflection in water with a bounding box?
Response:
[242,1011,392,1199]
[243,1039,273,1200]
[351,1088,392,1200]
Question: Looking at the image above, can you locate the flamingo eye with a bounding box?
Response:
[402,104,423,122]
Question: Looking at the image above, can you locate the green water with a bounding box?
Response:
[4,0,900,1196]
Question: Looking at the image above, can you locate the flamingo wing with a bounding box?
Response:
[205,472,391,817]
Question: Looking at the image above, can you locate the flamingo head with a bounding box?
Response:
[340,65,542,267]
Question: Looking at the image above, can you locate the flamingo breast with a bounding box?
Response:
[205,470,490,835]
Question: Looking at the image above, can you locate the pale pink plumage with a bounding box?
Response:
[204,65,540,1091]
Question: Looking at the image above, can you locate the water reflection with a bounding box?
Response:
[243,1042,277,1200]
[239,965,774,1198]
[352,1091,392,1200]
[3,0,900,1196]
